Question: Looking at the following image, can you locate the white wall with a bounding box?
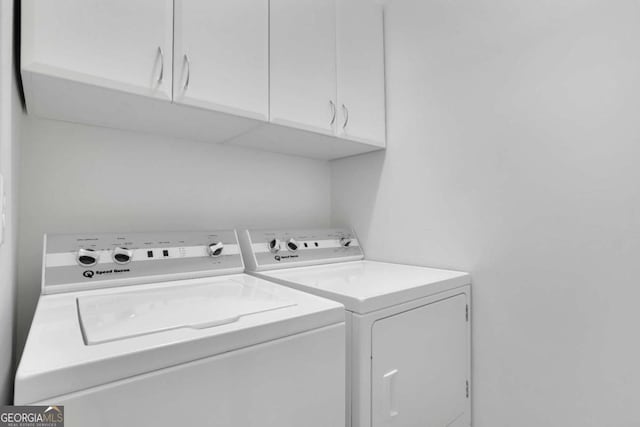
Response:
[17,117,331,358]
[0,0,21,405]
[332,1,640,426]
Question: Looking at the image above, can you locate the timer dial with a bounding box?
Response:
[268,238,281,253]
[112,247,133,264]
[208,242,224,257]
[77,248,98,267]
[287,238,299,252]
[339,237,353,248]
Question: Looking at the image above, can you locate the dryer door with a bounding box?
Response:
[371,293,470,427]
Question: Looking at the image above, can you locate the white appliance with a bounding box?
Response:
[239,228,472,427]
[16,230,346,427]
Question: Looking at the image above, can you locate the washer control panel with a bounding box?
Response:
[239,228,364,271]
[42,230,244,294]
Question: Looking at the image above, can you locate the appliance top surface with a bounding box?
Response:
[256,260,471,314]
[16,273,344,404]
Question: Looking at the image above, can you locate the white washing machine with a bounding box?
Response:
[16,230,346,427]
[239,228,472,427]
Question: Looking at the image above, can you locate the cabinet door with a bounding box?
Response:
[372,295,470,427]
[173,0,269,120]
[22,0,173,99]
[336,0,386,146]
[270,0,337,135]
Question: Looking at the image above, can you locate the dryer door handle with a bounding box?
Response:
[383,369,399,418]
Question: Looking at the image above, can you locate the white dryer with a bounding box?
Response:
[16,230,346,427]
[239,229,472,427]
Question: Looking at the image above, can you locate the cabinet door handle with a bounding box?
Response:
[183,54,191,92]
[342,104,349,129]
[157,46,164,84]
[329,100,336,125]
[383,369,399,418]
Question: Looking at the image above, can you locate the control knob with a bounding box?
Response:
[286,238,299,252]
[77,248,98,267]
[339,237,353,248]
[268,238,281,253]
[112,247,133,264]
[208,242,224,257]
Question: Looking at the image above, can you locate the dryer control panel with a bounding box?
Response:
[239,228,364,272]
[42,230,244,294]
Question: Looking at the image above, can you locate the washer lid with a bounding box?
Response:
[15,274,344,404]
[256,260,471,314]
[78,281,296,345]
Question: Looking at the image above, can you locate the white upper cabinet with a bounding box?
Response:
[267,0,386,148]
[21,0,386,159]
[22,0,173,100]
[173,0,269,120]
[336,0,386,146]
[270,0,338,135]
